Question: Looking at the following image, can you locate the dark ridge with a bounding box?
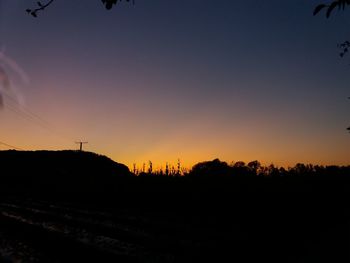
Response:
[0,150,131,197]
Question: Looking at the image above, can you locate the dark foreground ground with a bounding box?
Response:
[0,189,349,263]
[0,152,348,262]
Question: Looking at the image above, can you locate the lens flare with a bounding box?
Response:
[0,49,29,110]
[0,66,10,109]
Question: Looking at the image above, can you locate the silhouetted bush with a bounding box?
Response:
[190,159,232,177]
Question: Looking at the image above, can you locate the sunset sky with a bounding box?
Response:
[0,0,349,169]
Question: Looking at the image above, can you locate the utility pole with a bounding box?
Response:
[75,141,88,151]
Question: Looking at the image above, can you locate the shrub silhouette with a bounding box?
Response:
[190,159,232,177]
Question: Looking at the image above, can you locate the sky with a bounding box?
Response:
[0,0,349,169]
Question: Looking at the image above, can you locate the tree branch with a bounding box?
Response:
[26,0,55,18]
[27,0,135,17]
[314,0,350,18]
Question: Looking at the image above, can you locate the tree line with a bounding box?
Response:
[132,158,350,178]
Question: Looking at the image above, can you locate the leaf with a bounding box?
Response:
[339,0,350,9]
[31,11,37,18]
[313,4,326,15]
[26,9,32,14]
[101,0,120,10]
[326,2,338,18]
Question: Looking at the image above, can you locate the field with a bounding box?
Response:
[0,191,349,263]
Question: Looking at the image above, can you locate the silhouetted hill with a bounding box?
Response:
[0,150,131,196]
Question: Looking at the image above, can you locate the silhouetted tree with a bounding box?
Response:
[233,161,245,168]
[231,161,252,176]
[148,160,153,174]
[314,1,350,57]
[133,163,136,174]
[278,167,288,177]
[190,159,231,177]
[315,2,350,133]
[177,159,181,176]
[265,164,280,177]
[165,162,169,176]
[247,160,261,175]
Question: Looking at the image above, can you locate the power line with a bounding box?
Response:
[2,92,75,143]
[0,141,23,150]
[0,51,75,148]
[5,103,51,131]
[3,93,53,130]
